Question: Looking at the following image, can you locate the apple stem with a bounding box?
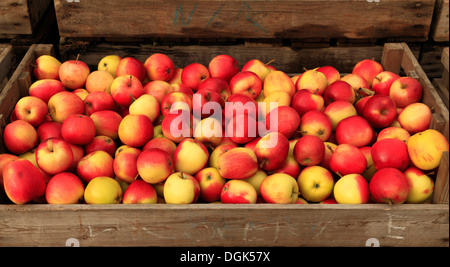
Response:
[336,171,343,178]
[76,54,80,63]
[326,144,335,154]
[129,75,132,87]
[265,59,275,66]
[303,67,309,72]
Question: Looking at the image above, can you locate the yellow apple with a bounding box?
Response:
[404,167,434,203]
[84,176,123,204]
[333,174,370,204]
[163,172,200,204]
[242,168,268,196]
[260,173,299,203]
[407,129,449,170]
[98,55,122,78]
[297,165,334,202]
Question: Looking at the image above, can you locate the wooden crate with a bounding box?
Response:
[0,0,52,37]
[0,43,448,247]
[0,44,16,93]
[431,0,449,42]
[433,47,449,108]
[53,0,436,41]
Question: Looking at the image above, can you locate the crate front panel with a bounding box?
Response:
[54,0,435,40]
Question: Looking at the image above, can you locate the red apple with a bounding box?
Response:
[118,114,154,148]
[35,137,74,175]
[144,53,175,82]
[33,55,61,80]
[161,109,193,143]
[241,59,272,83]
[28,79,66,104]
[142,137,177,157]
[329,143,367,176]
[323,80,355,105]
[171,83,194,98]
[90,110,122,140]
[181,62,210,91]
[114,146,141,183]
[216,147,258,179]
[291,89,325,116]
[254,132,290,171]
[293,135,325,166]
[123,179,158,204]
[265,106,300,139]
[398,102,432,134]
[369,168,410,204]
[335,115,373,147]
[13,96,48,128]
[361,94,397,129]
[76,150,114,184]
[198,77,231,101]
[224,93,258,120]
[298,110,332,142]
[160,91,193,117]
[341,73,369,91]
[192,88,224,119]
[84,91,117,115]
[47,91,85,123]
[208,54,239,82]
[116,57,147,83]
[84,135,116,156]
[323,100,357,131]
[137,148,174,184]
[110,75,144,107]
[273,156,301,178]
[61,114,96,145]
[3,120,38,155]
[316,66,341,85]
[226,113,258,144]
[59,57,90,90]
[143,80,173,102]
[352,59,383,87]
[220,180,257,204]
[194,167,227,202]
[372,71,401,95]
[45,172,84,204]
[371,138,410,171]
[229,71,262,100]
[389,77,423,108]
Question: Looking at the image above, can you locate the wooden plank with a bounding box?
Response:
[0,45,16,91]
[0,204,448,247]
[0,0,52,36]
[434,152,449,204]
[431,0,449,42]
[53,0,435,40]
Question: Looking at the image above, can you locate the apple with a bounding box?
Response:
[298,110,332,142]
[193,117,223,148]
[73,88,89,100]
[110,75,144,107]
[242,168,267,197]
[194,167,227,202]
[291,89,324,117]
[59,56,90,90]
[97,55,122,78]
[35,137,74,175]
[224,93,258,120]
[389,77,423,108]
[341,73,369,92]
[273,156,301,178]
[259,91,291,117]
[84,135,116,156]
[0,154,19,189]
[320,141,337,170]
[85,70,115,94]
[369,168,410,204]
[398,102,432,134]
[173,138,209,175]
[377,126,410,143]
[160,91,193,117]
[352,59,383,87]
[323,80,355,104]
[361,94,397,129]
[181,62,210,91]
[161,109,193,143]
[354,96,371,115]
[319,198,337,204]
[163,172,200,204]
[123,179,158,204]
[33,55,61,80]
[259,173,298,203]
[47,91,85,123]
[208,143,238,169]
[143,137,177,157]
[116,57,147,83]
[84,91,117,115]
[297,165,334,202]
[333,174,370,204]
[13,96,48,127]
[45,172,84,204]
[264,70,296,97]
[293,135,325,167]
[3,120,38,155]
[61,114,96,145]
[329,143,367,176]
[137,148,174,184]
[216,147,258,179]
[171,83,193,98]
[220,180,257,204]
[2,158,46,204]
[265,106,300,139]
[208,54,239,82]
[316,65,340,85]
[192,88,224,119]
[372,71,401,95]
[226,112,258,144]
[241,59,272,83]
[198,77,231,101]
[371,138,410,171]
[28,79,66,104]
[90,110,122,140]
[335,115,373,147]
[404,167,434,204]
[323,100,357,131]
[295,69,328,95]
[76,150,114,184]
[143,80,173,103]
[254,132,289,171]
[407,129,449,171]
[229,71,262,100]
[84,176,123,204]
[144,53,175,82]
[113,146,141,183]
[168,68,183,85]
[118,114,153,148]
[68,143,84,172]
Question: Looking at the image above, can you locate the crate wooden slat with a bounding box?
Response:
[53,0,436,41]
[433,47,449,109]
[0,0,52,37]
[431,0,449,42]
[0,43,448,247]
[0,44,16,91]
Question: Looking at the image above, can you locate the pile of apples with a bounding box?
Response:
[0,50,448,205]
